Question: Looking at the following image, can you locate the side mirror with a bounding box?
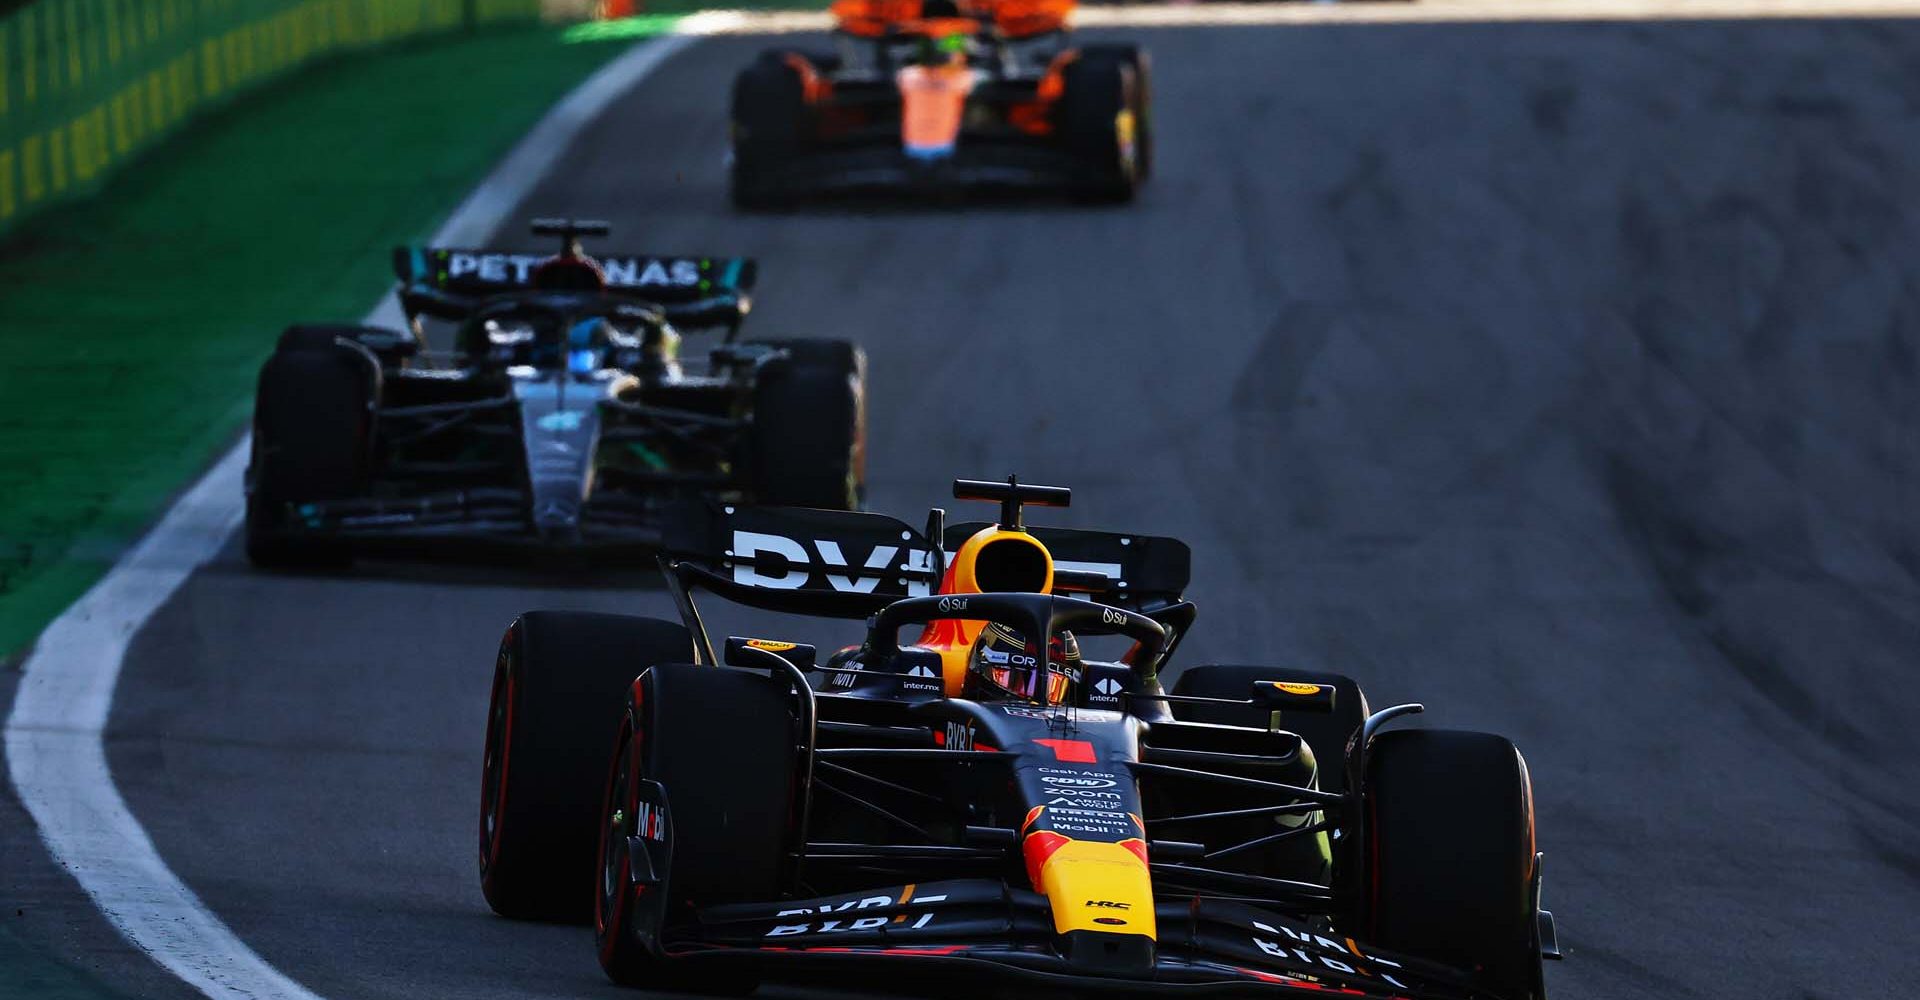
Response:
[1250,679,1335,714]
[352,327,420,360]
[723,636,817,671]
[660,292,750,330]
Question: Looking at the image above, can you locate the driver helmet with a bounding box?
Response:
[963,622,1081,706]
[566,318,608,374]
[910,26,966,67]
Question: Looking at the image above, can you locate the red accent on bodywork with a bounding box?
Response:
[1022,830,1070,889]
[783,53,833,104]
[801,944,970,956]
[1034,738,1097,763]
[913,556,972,643]
[1118,838,1149,866]
[1009,50,1078,136]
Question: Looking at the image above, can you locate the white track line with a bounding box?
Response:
[3,30,697,1000]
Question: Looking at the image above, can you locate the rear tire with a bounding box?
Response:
[279,323,423,366]
[245,338,378,569]
[596,663,798,991]
[478,612,693,923]
[1078,44,1152,180]
[731,53,808,211]
[746,339,866,510]
[1060,51,1142,204]
[1362,729,1543,1000]
[1169,665,1368,793]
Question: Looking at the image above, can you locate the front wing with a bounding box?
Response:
[643,880,1494,999]
[249,487,699,556]
[745,138,1095,198]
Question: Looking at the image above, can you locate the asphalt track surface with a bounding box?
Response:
[13,17,1920,1000]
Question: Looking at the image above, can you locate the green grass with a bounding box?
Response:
[0,23,656,659]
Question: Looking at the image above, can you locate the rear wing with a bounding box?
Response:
[831,0,1072,38]
[391,247,757,303]
[661,499,1189,620]
[664,500,943,619]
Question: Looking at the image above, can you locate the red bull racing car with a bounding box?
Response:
[729,0,1151,207]
[478,479,1562,998]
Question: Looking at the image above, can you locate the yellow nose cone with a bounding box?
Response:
[1027,835,1156,939]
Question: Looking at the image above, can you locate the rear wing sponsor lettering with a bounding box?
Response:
[730,527,938,596]
[666,500,942,614]
[665,501,1189,613]
[392,246,757,301]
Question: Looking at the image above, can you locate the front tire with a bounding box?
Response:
[746,339,866,510]
[1361,729,1544,1000]
[478,612,693,922]
[596,663,798,991]
[245,336,378,569]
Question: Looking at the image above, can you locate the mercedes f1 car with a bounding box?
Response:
[729,0,1151,207]
[244,219,866,567]
[478,478,1561,998]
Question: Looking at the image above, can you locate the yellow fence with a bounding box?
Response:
[0,0,543,233]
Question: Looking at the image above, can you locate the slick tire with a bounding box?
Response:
[1362,729,1543,1000]
[1060,51,1143,204]
[731,53,807,211]
[279,322,424,365]
[746,339,866,510]
[245,336,378,569]
[1077,44,1152,180]
[596,663,798,992]
[479,612,694,923]
[1169,665,1368,793]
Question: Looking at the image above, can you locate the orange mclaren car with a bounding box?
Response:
[729,0,1152,207]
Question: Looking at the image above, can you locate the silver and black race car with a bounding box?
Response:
[478,478,1562,999]
[243,220,866,567]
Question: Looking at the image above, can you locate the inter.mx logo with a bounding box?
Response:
[731,530,935,595]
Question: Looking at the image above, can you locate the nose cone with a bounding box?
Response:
[517,379,600,545]
[531,498,581,540]
[1023,833,1157,972]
